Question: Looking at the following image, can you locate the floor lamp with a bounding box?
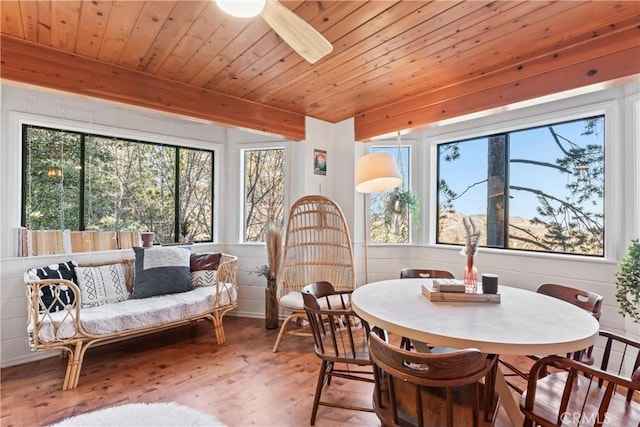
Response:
[355,151,403,283]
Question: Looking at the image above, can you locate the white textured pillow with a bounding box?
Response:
[76,264,129,308]
[191,270,217,287]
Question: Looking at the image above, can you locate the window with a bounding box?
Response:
[437,116,604,256]
[369,145,413,244]
[243,147,285,242]
[23,125,214,246]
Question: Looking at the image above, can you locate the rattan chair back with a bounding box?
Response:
[272,195,356,353]
[280,195,356,296]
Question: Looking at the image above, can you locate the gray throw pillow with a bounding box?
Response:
[130,246,193,299]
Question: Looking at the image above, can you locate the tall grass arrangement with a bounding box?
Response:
[461,216,480,256]
[265,221,283,280]
[250,222,283,280]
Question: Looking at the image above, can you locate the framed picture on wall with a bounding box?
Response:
[314,149,327,175]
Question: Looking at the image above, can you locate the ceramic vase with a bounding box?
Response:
[265,278,279,329]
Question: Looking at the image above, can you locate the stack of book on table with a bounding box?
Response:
[422,279,501,303]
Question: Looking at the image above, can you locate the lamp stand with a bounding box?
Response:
[363,194,369,284]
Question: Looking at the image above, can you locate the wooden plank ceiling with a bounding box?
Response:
[1,1,639,141]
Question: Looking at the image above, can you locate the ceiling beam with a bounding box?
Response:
[0,35,306,141]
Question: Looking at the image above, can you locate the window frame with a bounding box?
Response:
[19,114,220,245]
[427,99,618,261]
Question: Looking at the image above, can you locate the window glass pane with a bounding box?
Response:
[85,136,176,243]
[509,117,604,255]
[179,148,213,242]
[370,146,412,244]
[85,136,175,243]
[24,126,81,230]
[437,138,489,245]
[436,116,604,256]
[23,124,215,254]
[243,148,285,242]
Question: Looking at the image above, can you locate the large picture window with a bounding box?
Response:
[437,115,604,256]
[23,125,214,247]
[243,147,285,242]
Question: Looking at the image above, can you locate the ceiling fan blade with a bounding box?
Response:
[260,0,333,64]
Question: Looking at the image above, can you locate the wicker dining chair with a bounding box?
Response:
[272,195,356,352]
[369,332,499,427]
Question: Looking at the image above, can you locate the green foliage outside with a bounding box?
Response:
[244,148,285,242]
[615,239,640,323]
[24,126,213,244]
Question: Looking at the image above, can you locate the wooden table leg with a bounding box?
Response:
[494,367,524,426]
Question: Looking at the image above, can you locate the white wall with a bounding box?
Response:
[1,80,638,368]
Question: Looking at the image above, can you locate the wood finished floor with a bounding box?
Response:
[1,316,525,426]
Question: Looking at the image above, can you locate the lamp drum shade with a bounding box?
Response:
[355,152,403,193]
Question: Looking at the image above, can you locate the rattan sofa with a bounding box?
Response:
[24,253,238,390]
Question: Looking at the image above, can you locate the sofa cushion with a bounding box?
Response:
[27,261,78,312]
[32,284,238,343]
[76,264,129,308]
[130,246,193,299]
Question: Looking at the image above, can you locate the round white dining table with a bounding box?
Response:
[351,279,600,426]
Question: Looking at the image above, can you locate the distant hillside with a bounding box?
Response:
[439,211,548,250]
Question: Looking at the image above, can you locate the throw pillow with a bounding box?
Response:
[190,270,217,287]
[189,252,222,287]
[76,264,129,308]
[130,246,193,299]
[27,261,78,312]
[190,252,222,271]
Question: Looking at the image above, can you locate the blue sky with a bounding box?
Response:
[438,117,604,219]
[373,117,604,220]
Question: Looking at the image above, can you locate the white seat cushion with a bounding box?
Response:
[279,291,349,311]
[31,284,237,343]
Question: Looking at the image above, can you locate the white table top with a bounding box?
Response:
[351,279,599,356]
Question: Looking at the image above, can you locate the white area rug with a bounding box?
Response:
[51,402,226,427]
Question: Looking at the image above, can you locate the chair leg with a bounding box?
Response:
[272,313,297,352]
[310,360,329,425]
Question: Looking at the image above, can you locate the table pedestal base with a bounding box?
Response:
[494,368,524,426]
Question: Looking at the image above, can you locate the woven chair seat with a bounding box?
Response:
[279,291,349,311]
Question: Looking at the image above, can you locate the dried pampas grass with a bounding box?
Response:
[462,216,480,256]
[265,221,283,280]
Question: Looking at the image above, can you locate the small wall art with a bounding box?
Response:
[314,149,327,175]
